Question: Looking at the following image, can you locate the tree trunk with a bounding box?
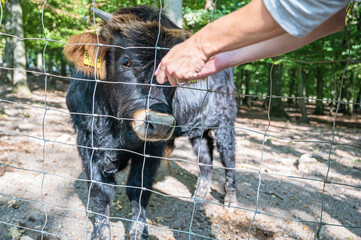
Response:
[153,0,158,9]
[164,0,183,28]
[37,53,43,70]
[269,64,287,119]
[11,0,30,95]
[355,84,361,113]
[4,1,13,83]
[288,71,295,106]
[48,51,56,89]
[48,51,54,73]
[204,0,215,11]
[329,63,336,115]
[243,70,251,107]
[347,72,354,115]
[339,74,349,114]
[234,68,242,107]
[314,67,324,115]
[61,59,67,76]
[297,67,309,123]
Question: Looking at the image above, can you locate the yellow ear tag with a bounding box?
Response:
[189,79,199,84]
[84,51,101,68]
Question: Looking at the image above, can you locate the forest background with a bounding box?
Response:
[1,0,361,120]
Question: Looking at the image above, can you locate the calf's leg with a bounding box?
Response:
[126,153,160,240]
[78,141,116,240]
[88,171,115,240]
[215,127,238,207]
[190,130,214,199]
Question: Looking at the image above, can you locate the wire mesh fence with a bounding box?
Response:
[0,1,360,240]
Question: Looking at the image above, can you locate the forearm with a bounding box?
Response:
[236,7,346,64]
[192,0,285,58]
[196,8,346,78]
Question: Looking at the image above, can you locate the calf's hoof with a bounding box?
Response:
[224,186,238,211]
[129,221,149,240]
[195,183,210,200]
[91,217,111,240]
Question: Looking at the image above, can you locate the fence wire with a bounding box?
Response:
[0,1,360,240]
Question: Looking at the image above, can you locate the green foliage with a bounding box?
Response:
[183,0,248,31]
[233,3,361,112]
[1,0,360,115]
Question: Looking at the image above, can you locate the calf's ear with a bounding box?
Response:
[64,32,107,79]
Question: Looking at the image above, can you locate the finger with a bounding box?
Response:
[166,72,178,86]
[194,70,213,80]
[181,72,190,81]
[177,79,187,86]
[176,75,187,85]
[187,72,199,80]
[194,63,217,79]
[156,67,167,84]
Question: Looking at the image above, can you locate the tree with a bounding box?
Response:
[314,67,324,115]
[243,69,251,107]
[11,0,31,95]
[296,67,309,123]
[287,71,295,106]
[0,0,358,121]
[269,63,287,119]
[164,0,183,27]
[356,85,361,113]
[204,0,215,11]
[3,1,13,83]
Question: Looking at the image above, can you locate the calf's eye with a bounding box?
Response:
[122,57,130,67]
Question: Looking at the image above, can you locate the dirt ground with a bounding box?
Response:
[0,75,360,240]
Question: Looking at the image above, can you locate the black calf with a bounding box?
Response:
[67,73,169,239]
[171,69,237,206]
[65,6,237,240]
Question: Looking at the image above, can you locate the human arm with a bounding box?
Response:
[195,7,346,79]
[155,0,285,86]
[155,0,348,86]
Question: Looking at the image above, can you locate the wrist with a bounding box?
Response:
[193,23,218,60]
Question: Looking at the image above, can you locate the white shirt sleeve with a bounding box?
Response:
[263,0,348,38]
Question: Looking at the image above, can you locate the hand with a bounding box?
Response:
[194,51,234,79]
[155,36,209,86]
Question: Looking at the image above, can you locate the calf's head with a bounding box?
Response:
[64,7,191,142]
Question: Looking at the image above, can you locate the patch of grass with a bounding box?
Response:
[353,159,361,165]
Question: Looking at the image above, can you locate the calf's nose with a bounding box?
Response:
[132,110,176,142]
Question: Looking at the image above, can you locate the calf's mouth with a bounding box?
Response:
[131,109,176,142]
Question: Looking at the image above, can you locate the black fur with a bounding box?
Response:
[66,6,237,240]
[172,69,237,203]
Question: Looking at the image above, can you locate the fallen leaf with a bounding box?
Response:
[9,226,21,239]
[21,236,33,240]
[155,217,164,222]
[114,200,123,210]
[7,199,19,209]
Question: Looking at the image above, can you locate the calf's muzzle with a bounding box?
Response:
[132,110,176,141]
